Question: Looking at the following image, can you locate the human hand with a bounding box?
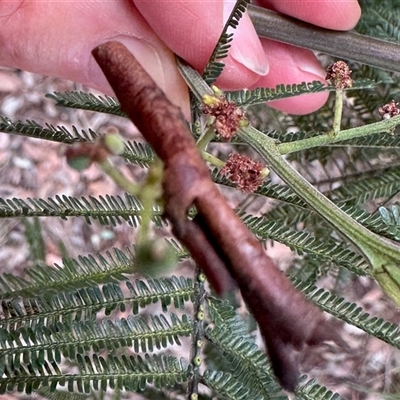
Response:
[0,0,360,117]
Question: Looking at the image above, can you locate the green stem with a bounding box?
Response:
[178,60,400,304]
[178,56,400,156]
[99,156,163,246]
[239,124,400,264]
[333,88,343,135]
[202,152,225,168]
[99,159,140,196]
[197,126,216,152]
[136,158,163,245]
[277,114,400,155]
[187,268,206,400]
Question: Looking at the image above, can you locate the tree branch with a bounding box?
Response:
[92,41,344,391]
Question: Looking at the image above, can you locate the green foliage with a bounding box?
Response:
[205,297,285,399]
[243,216,370,276]
[297,279,400,350]
[23,217,47,266]
[2,1,400,399]
[226,78,375,107]
[379,204,400,239]
[0,116,97,143]
[0,313,191,371]
[0,194,163,227]
[46,91,126,117]
[202,0,252,84]
[357,3,400,41]
[295,377,345,400]
[0,352,190,395]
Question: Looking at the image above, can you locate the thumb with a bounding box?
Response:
[0,0,190,114]
[135,0,269,90]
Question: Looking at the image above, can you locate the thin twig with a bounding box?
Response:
[248,5,400,74]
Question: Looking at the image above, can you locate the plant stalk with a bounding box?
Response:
[248,5,400,74]
[196,126,216,152]
[332,89,343,135]
[99,159,140,196]
[94,42,345,390]
[277,114,400,155]
[178,61,400,305]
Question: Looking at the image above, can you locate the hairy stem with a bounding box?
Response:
[277,114,400,155]
[179,61,400,305]
[188,268,206,399]
[240,124,400,303]
[332,89,343,135]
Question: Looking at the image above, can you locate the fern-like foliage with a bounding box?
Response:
[0,313,191,373]
[357,5,400,42]
[205,296,286,399]
[203,370,258,400]
[0,258,195,396]
[226,78,375,107]
[295,377,344,400]
[0,276,194,330]
[202,0,251,84]
[0,194,163,227]
[296,279,400,351]
[3,2,400,399]
[0,353,190,395]
[242,215,370,276]
[122,140,155,167]
[0,116,155,167]
[0,247,134,298]
[328,165,400,205]
[46,92,125,117]
[332,131,400,149]
[0,116,97,143]
[0,246,193,300]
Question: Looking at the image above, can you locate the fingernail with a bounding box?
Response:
[91,35,190,118]
[297,58,327,81]
[88,36,166,94]
[114,35,167,91]
[223,2,269,76]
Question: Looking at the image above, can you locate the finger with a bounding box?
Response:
[250,0,361,114]
[256,0,361,30]
[135,0,269,90]
[251,40,329,115]
[0,0,190,114]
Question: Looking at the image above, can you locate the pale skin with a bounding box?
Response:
[0,0,361,117]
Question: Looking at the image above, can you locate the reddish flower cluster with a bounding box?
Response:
[221,153,264,193]
[378,100,400,119]
[326,61,353,89]
[202,97,245,141]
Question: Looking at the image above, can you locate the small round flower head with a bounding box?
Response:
[202,91,245,141]
[326,61,353,89]
[220,153,264,193]
[378,100,400,119]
